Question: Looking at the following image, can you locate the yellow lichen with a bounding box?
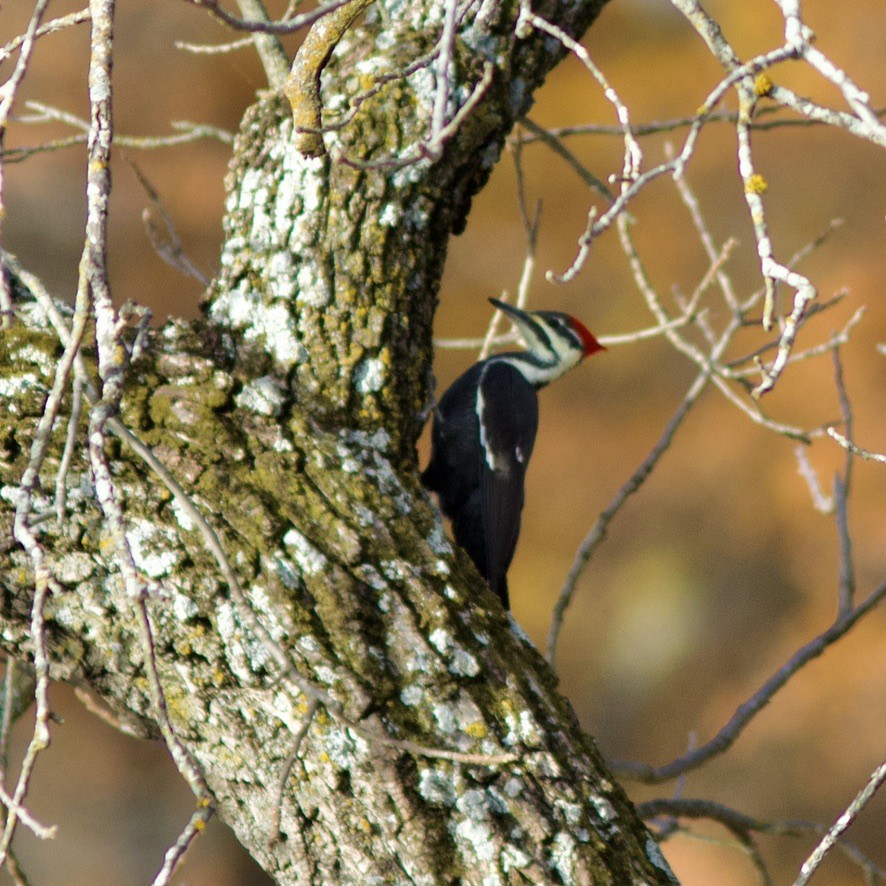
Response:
[745,174,768,195]
[466,721,488,739]
[754,73,773,96]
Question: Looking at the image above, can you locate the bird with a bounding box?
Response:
[422,298,604,609]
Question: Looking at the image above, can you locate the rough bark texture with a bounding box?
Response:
[0,1,678,882]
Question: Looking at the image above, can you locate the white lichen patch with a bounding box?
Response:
[127,518,181,579]
[449,644,480,677]
[295,265,332,308]
[283,527,327,577]
[554,799,586,836]
[454,819,496,862]
[426,521,452,557]
[503,707,544,748]
[269,690,314,733]
[250,303,302,366]
[502,777,523,799]
[380,559,411,582]
[400,683,423,707]
[433,699,468,736]
[235,375,287,416]
[428,628,480,678]
[14,301,55,331]
[335,442,362,474]
[354,357,386,394]
[172,593,199,622]
[378,203,401,227]
[501,842,532,873]
[457,788,491,821]
[248,583,288,643]
[54,552,96,585]
[215,602,258,683]
[268,252,296,299]
[169,496,196,532]
[0,372,41,405]
[418,767,457,806]
[323,724,368,768]
[353,564,387,592]
[549,831,576,883]
[589,793,616,824]
[208,281,260,329]
[298,154,326,212]
[272,555,303,591]
[9,342,56,372]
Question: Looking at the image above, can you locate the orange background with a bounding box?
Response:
[3,1,884,883]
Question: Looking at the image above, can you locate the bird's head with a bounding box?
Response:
[489,298,605,379]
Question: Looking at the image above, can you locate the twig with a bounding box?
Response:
[512,105,886,143]
[610,581,886,783]
[54,373,85,523]
[152,800,214,886]
[125,155,211,286]
[830,347,855,614]
[793,447,833,514]
[0,8,89,65]
[230,0,289,89]
[518,118,613,200]
[547,367,709,666]
[271,698,319,842]
[640,798,773,886]
[0,0,51,327]
[189,0,352,35]
[826,428,886,464]
[794,761,886,886]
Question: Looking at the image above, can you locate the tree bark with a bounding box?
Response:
[0,1,677,882]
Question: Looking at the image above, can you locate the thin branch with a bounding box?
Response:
[830,346,855,614]
[152,801,214,886]
[125,155,211,286]
[513,105,886,143]
[826,428,886,464]
[0,0,51,327]
[547,368,709,667]
[640,798,773,886]
[188,0,352,35]
[0,8,89,65]
[271,698,319,842]
[794,761,886,886]
[611,581,886,783]
[230,0,289,89]
[518,118,613,200]
[793,446,833,514]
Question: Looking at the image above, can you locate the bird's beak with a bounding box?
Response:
[489,298,530,324]
[488,298,537,345]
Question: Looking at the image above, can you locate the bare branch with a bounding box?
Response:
[611,581,886,783]
[0,7,88,65]
[188,0,353,36]
[794,761,886,886]
[827,428,886,464]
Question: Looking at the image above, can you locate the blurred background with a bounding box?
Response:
[2,0,884,883]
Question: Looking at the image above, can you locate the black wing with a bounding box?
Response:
[476,361,538,605]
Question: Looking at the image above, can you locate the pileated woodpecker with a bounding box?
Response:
[422,298,604,609]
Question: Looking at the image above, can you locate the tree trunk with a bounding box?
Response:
[0,0,677,882]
